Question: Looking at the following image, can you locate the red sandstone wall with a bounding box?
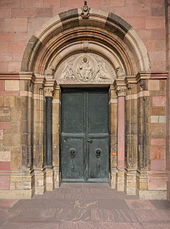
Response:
[0,0,169,197]
[166,0,170,200]
[0,0,166,73]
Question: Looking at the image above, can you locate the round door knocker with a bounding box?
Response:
[96,148,102,158]
[70,148,76,159]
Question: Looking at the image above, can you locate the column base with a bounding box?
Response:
[138,190,167,200]
[34,168,46,195]
[168,171,170,200]
[45,166,54,191]
[116,169,125,191]
[136,170,168,199]
[125,169,137,195]
[0,169,35,199]
[110,169,117,189]
[136,170,148,191]
[53,167,60,188]
[0,189,33,199]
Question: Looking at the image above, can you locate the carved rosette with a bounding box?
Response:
[54,53,116,85]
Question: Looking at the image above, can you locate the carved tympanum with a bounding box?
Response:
[54,54,116,84]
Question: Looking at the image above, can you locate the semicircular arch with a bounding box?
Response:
[21,8,151,78]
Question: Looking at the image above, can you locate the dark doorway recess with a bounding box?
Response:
[61,88,109,182]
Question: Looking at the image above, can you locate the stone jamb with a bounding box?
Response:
[32,75,46,195]
[52,85,61,188]
[125,78,138,195]
[44,75,56,191]
[114,76,127,192]
[109,85,118,189]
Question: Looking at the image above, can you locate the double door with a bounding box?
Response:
[61,88,109,182]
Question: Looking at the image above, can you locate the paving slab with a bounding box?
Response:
[0,183,170,229]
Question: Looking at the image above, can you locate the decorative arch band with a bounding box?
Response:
[21,8,151,77]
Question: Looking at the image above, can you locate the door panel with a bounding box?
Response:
[62,92,84,133]
[88,137,109,182]
[61,88,109,182]
[87,92,109,133]
[61,136,84,181]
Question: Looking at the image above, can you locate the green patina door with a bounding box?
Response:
[61,88,109,182]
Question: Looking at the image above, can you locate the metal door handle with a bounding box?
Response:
[70,148,76,158]
[87,138,93,143]
[96,148,102,158]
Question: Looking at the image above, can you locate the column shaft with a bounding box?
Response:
[118,96,125,169]
[46,97,52,166]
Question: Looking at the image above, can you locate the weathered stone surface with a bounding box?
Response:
[116,170,125,191]
[151,124,166,137]
[107,12,132,33]
[45,168,54,191]
[148,80,160,90]
[0,1,169,200]
[125,170,137,195]
[151,107,166,115]
[34,169,45,195]
[0,130,3,140]
[0,151,10,161]
[0,175,10,190]
[21,35,41,72]
[0,107,10,122]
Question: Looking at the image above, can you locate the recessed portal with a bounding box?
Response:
[61,88,109,182]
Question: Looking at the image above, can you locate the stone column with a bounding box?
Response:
[137,78,150,198]
[109,85,118,189]
[46,96,52,166]
[44,76,55,191]
[125,81,138,195]
[33,75,45,195]
[52,85,61,188]
[114,75,127,191]
[10,72,34,198]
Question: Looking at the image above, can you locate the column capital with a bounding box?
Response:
[44,87,54,97]
[114,77,127,97]
[44,75,55,97]
[33,74,45,85]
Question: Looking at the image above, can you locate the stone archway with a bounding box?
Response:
[18,7,153,198]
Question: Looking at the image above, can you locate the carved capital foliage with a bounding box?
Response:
[114,77,127,97]
[116,86,127,97]
[44,87,53,97]
[44,75,55,97]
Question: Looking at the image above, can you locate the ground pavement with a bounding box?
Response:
[0,183,170,229]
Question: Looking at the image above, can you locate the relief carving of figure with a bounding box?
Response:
[96,61,110,80]
[77,57,93,81]
[55,53,115,84]
[63,63,75,80]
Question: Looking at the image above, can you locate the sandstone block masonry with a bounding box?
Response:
[0,0,169,200]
